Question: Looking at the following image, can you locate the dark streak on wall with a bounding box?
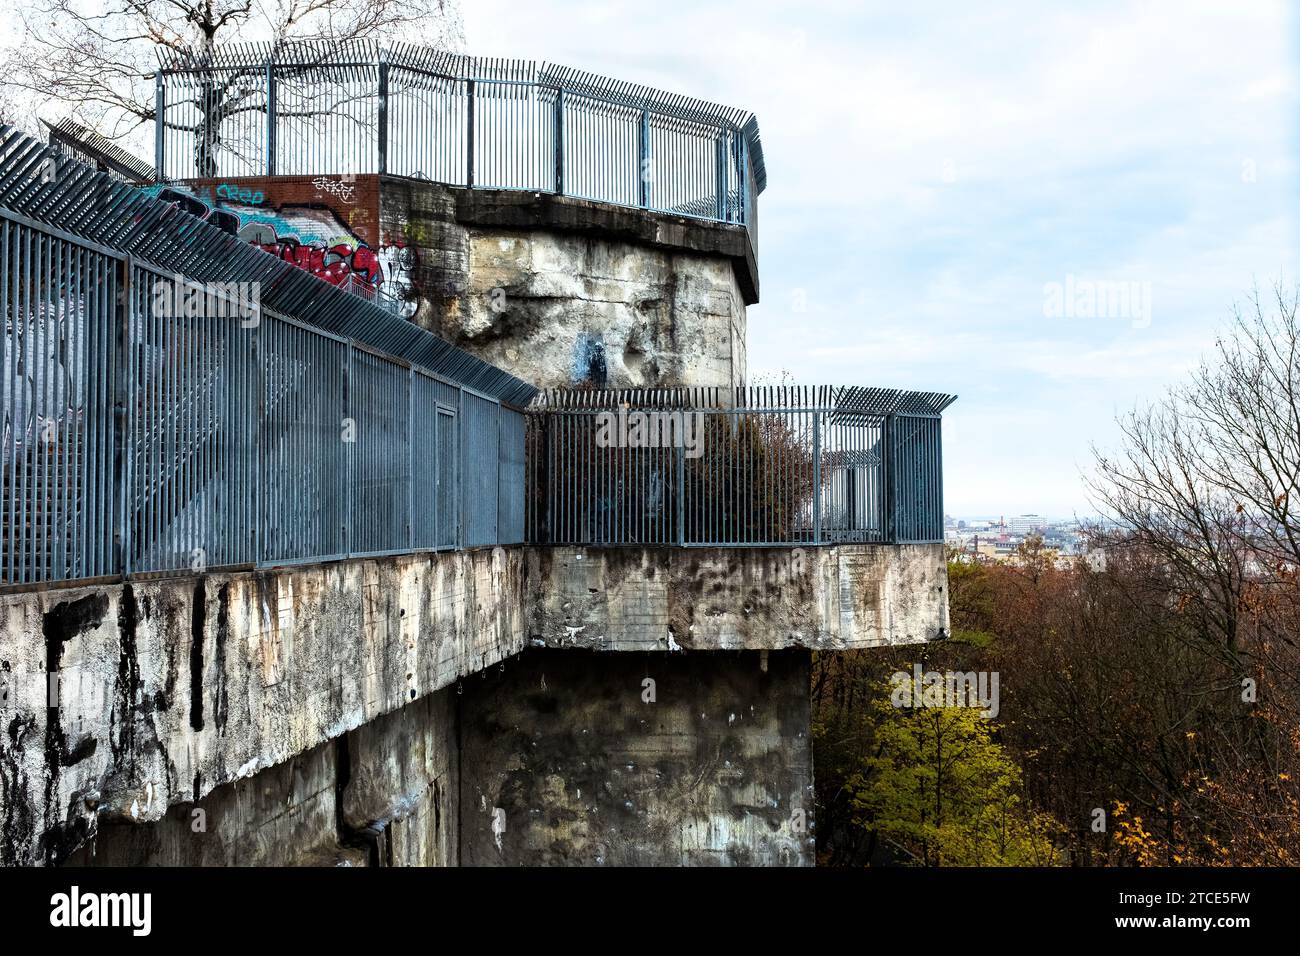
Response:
[38,593,110,864]
[189,578,205,731]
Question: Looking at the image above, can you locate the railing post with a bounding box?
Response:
[345,343,354,558]
[638,108,651,208]
[113,257,132,575]
[494,401,502,543]
[884,413,895,543]
[466,79,476,188]
[554,87,565,195]
[812,411,822,542]
[265,59,277,176]
[377,55,390,176]
[407,368,414,550]
[715,133,728,221]
[934,418,944,544]
[736,134,747,227]
[153,75,166,182]
[252,311,264,563]
[676,442,685,546]
[433,399,439,551]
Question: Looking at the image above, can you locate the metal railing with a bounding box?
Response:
[46,118,156,184]
[336,272,404,315]
[154,42,765,248]
[526,387,954,547]
[0,125,533,586]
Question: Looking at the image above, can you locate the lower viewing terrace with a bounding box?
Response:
[526,386,953,548]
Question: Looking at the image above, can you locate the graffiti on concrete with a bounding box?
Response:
[377,243,418,316]
[572,332,609,386]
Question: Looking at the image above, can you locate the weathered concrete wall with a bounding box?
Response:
[339,689,459,867]
[379,181,751,389]
[65,687,459,867]
[61,645,817,868]
[459,648,813,866]
[0,548,522,865]
[524,544,949,653]
[64,739,358,866]
[3,541,942,866]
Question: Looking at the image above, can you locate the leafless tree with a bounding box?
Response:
[1090,283,1300,675]
[6,0,463,148]
[1088,283,1300,837]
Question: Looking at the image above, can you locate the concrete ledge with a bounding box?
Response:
[383,177,760,305]
[524,544,950,653]
[0,548,523,865]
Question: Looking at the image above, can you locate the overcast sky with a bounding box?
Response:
[464,0,1299,518]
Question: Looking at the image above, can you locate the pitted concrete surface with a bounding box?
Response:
[380,181,750,389]
[524,543,950,652]
[458,648,813,866]
[0,542,946,864]
[0,547,522,865]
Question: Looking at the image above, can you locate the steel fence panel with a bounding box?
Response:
[2,219,119,582]
[0,139,530,587]
[348,347,411,556]
[497,408,526,545]
[155,43,764,252]
[259,312,349,562]
[527,388,952,547]
[461,389,500,547]
[436,406,457,549]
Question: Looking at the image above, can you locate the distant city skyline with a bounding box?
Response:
[948,511,1101,523]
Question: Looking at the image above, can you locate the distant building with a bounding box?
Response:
[1008,514,1046,535]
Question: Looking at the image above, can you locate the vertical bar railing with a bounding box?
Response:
[524,398,946,548]
[377,55,390,176]
[715,133,727,221]
[154,77,166,179]
[407,366,414,550]
[154,55,761,259]
[465,78,476,189]
[0,210,529,585]
[812,411,822,542]
[345,342,354,555]
[250,295,264,564]
[554,87,564,195]
[115,258,133,574]
[884,413,896,543]
[637,108,650,208]
[265,60,277,176]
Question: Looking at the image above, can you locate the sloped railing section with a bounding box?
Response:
[155,41,765,249]
[0,125,534,586]
[526,387,954,547]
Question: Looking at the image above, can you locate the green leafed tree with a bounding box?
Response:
[846,699,1060,866]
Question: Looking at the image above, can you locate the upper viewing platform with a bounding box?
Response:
[154,41,765,251]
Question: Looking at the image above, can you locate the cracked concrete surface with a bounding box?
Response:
[380,181,750,389]
[525,544,950,652]
[0,548,522,865]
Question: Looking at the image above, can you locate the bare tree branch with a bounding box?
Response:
[6,0,463,156]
